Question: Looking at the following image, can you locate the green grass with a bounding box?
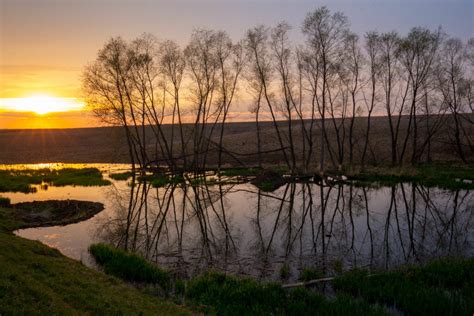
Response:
[280,263,291,280]
[299,267,325,282]
[88,244,388,315]
[0,207,18,232]
[217,166,291,178]
[218,167,261,177]
[0,207,189,315]
[258,180,280,192]
[189,176,219,186]
[404,258,474,290]
[346,163,474,190]
[109,171,134,181]
[251,169,287,192]
[89,244,171,294]
[0,168,111,193]
[88,242,474,316]
[112,163,474,191]
[186,272,388,316]
[138,174,185,188]
[333,258,474,316]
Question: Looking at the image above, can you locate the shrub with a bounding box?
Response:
[89,243,171,293]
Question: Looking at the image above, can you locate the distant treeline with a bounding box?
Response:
[83,6,473,173]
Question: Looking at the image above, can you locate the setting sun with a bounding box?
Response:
[0,96,84,115]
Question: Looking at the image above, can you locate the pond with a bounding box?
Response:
[3,164,473,282]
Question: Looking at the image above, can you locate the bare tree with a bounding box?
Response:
[299,46,321,170]
[84,8,470,175]
[129,35,175,171]
[83,36,154,172]
[246,25,291,169]
[397,27,441,165]
[270,22,301,172]
[302,6,349,174]
[437,37,473,162]
[184,29,220,171]
[361,32,380,167]
[214,34,245,171]
[343,32,364,166]
[158,39,187,169]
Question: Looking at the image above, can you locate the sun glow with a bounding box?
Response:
[0,96,84,115]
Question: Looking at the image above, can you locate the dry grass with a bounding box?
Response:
[0,115,472,168]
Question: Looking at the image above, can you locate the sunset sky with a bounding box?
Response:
[0,0,472,129]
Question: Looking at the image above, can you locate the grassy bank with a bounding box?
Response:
[344,163,474,190]
[215,164,474,191]
[111,163,474,192]
[88,244,387,316]
[89,243,474,316]
[0,206,189,315]
[0,168,111,193]
[109,171,134,181]
[89,244,171,293]
[333,259,474,316]
[186,272,386,316]
[110,166,285,191]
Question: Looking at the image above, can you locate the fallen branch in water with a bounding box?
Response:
[282,272,379,289]
[282,277,335,289]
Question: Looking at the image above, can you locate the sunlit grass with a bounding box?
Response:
[0,168,111,193]
[0,231,189,315]
[0,203,189,315]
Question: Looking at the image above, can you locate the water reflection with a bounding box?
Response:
[93,179,473,281]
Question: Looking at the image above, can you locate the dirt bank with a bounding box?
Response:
[12,200,104,228]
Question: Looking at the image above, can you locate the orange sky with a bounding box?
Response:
[0,110,99,129]
[0,64,88,128]
[0,0,472,129]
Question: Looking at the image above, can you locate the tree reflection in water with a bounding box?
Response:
[95,179,473,281]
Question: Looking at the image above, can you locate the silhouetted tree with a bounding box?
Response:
[302,6,349,173]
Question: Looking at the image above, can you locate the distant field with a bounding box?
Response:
[0,115,472,167]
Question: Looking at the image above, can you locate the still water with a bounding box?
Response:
[4,164,473,282]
